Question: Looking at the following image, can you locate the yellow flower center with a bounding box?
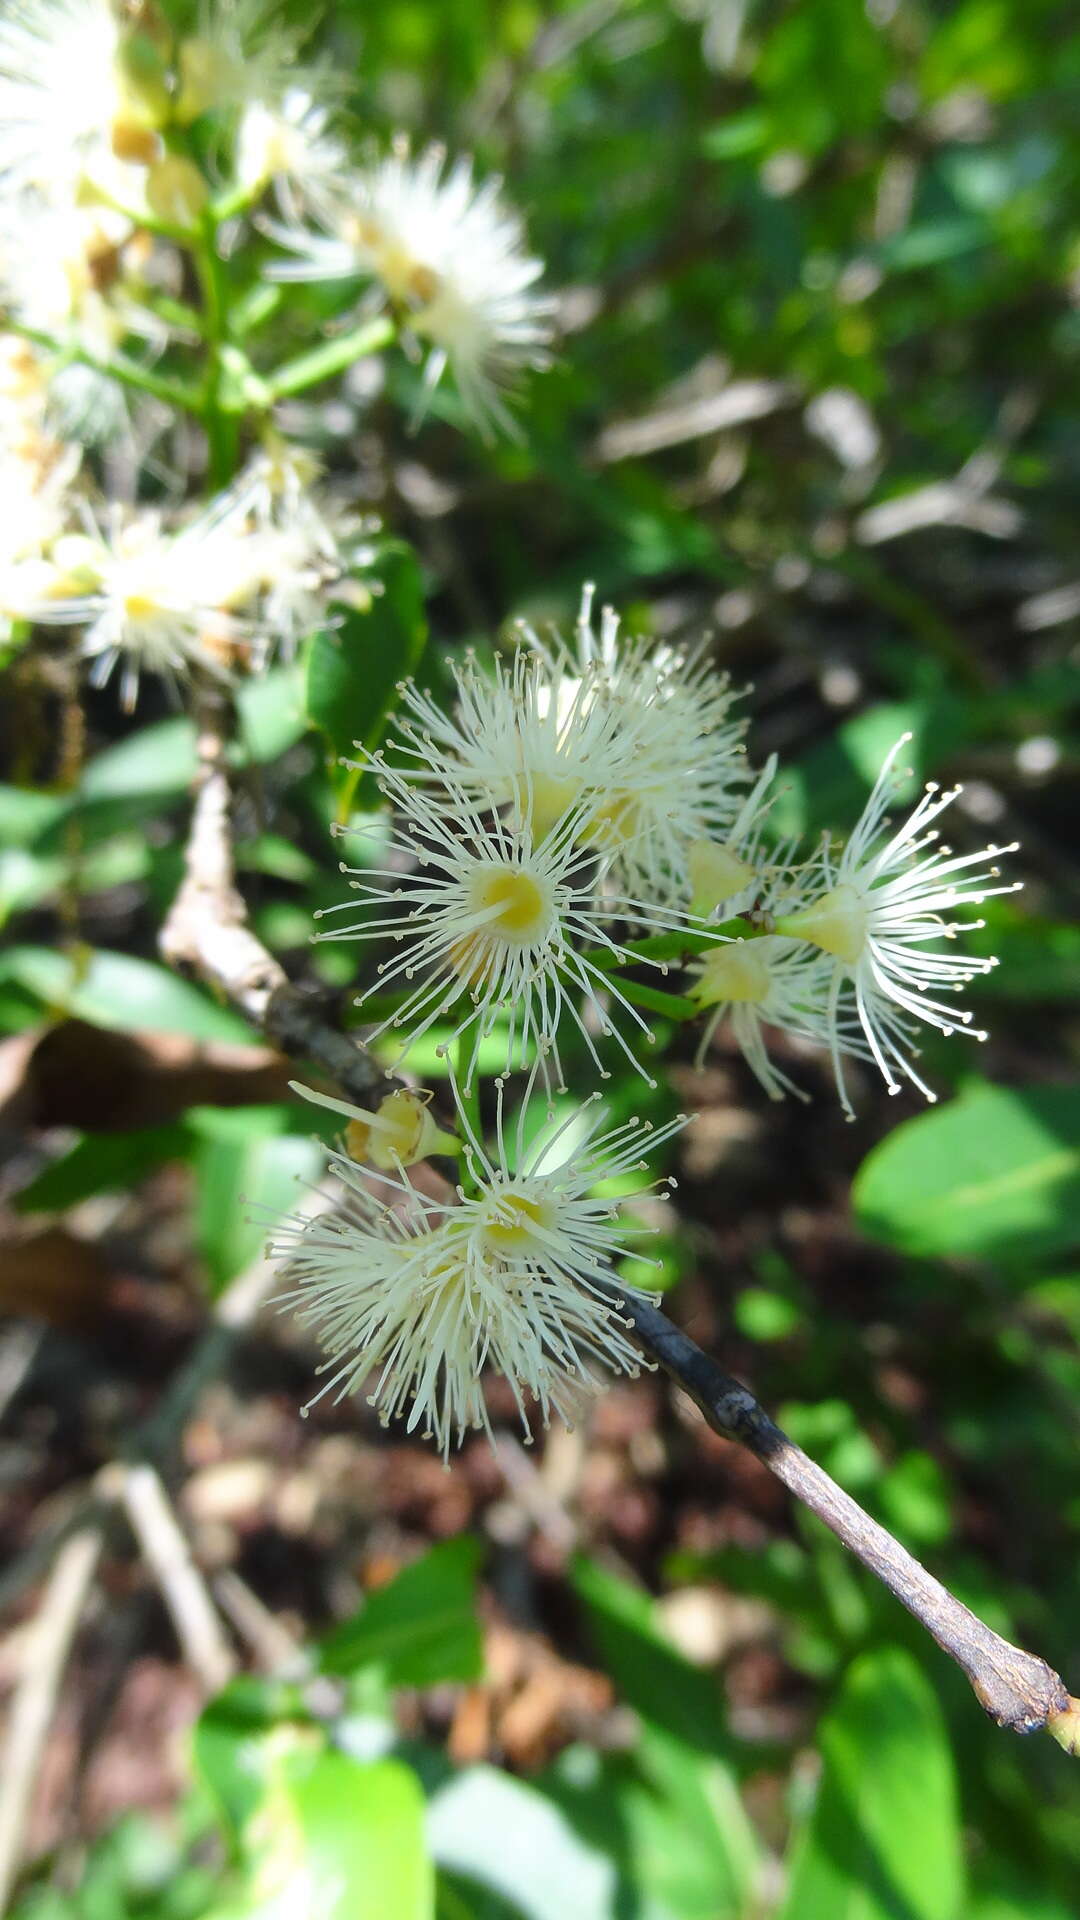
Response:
[481,1189,548,1256]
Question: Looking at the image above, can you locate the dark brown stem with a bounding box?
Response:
[614,1285,1078,1746]
[159,683,383,1107]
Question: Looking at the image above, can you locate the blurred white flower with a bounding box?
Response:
[0,0,163,204]
[29,500,261,709]
[0,194,162,438]
[235,87,348,218]
[226,440,377,661]
[0,438,79,629]
[314,754,691,1095]
[270,141,555,438]
[270,1081,683,1458]
[774,735,1020,1114]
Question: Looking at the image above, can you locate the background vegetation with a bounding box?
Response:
[2,0,1079,1915]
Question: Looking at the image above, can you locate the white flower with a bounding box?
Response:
[0,194,161,439]
[235,87,348,219]
[225,441,377,662]
[526,586,750,911]
[689,933,858,1101]
[314,754,696,1095]
[396,587,750,916]
[395,639,649,846]
[0,0,161,204]
[29,500,262,709]
[774,734,1020,1114]
[270,142,555,438]
[270,1081,684,1458]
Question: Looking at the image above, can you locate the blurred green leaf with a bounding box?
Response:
[207,1748,432,1920]
[853,1083,1080,1262]
[428,1764,615,1920]
[14,1123,190,1215]
[779,1646,965,1920]
[305,545,427,766]
[190,1110,324,1294]
[570,1555,732,1761]
[0,947,250,1041]
[320,1537,483,1686]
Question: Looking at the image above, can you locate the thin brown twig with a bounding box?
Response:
[117,1464,235,1694]
[157,685,1079,1753]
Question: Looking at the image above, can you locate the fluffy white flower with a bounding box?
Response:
[235,86,348,218]
[270,141,555,438]
[524,586,750,912]
[270,1080,684,1458]
[774,735,1020,1114]
[314,754,698,1095]
[396,587,749,916]
[29,500,262,708]
[0,0,160,204]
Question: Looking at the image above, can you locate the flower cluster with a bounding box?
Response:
[270,588,1015,1456]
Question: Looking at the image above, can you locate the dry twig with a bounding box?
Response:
[0,1527,104,1912]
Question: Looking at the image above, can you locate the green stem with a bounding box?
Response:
[5,319,203,415]
[266,317,395,401]
[192,218,240,486]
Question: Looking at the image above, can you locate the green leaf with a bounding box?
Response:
[779,1646,964,1920]
[319,1537,483,1687]
[305,544,427,767]
[853,1082,1080,1262]
[0,947,250,1042]
[79,719,199,802]
[193,1675,311,1836]
[208,1748,432,1920]
[13,1124,190,1215]
[428,1765,616,1920]
[190,1113,324,1295]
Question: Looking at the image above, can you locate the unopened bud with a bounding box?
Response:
[146,154,209,227]
[289,1081,457,1172]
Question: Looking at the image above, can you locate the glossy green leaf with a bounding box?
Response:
[779,1646,964,1920]
[320,1537,483,1686]
[305,544,427,764]
[428,1764,615,1920]
[853,1082,1080,1262]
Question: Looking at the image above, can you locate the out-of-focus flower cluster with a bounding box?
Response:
[1,0,553,696]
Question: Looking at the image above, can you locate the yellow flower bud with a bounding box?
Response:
[289,1081,458,1173]
[774,883,868,965]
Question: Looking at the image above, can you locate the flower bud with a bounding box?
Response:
[289,1081,458,1172]
[345,1089,458,1171]
[175,36,237,123]
[146,155,209,227]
